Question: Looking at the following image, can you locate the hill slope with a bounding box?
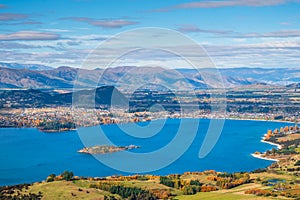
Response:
[0,64,299,89]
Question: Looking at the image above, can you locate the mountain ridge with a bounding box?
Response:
[0,62,54,71]
[0,63,299,89]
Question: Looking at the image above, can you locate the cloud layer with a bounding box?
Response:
[177,25,300,39]
[177,24,233,35]
[0,31,61,41]
[0,13,28,21]
[61,17,138,28]
[150,0,300,12]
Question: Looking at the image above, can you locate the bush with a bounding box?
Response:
[61,171,74,181]
[190,180,203,186]
[294,160,300,166]
[137,176,149,181]
[245,188,272,196]
[46,174,56,182]
[159,176,174,188]
[182,185,200,195]
[96,183,157,199]
[201,185,217,192]
[252,168,267,173]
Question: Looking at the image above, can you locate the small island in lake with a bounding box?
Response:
[78,145,140,154]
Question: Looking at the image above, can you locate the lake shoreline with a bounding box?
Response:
[251,153,279,162]
[250,124,299,165]
[0,117,294,133]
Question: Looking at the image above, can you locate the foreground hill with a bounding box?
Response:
[0,63,299,89]
[1,171,298,200]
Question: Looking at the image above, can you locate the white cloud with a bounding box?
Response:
[0,13,28,21]
[61,17,138,28]
[0,31,60,41]
[177,24,232,35]
[149,0,300,12]
[41,28,72,32]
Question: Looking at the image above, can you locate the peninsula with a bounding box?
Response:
[252,124,300,172]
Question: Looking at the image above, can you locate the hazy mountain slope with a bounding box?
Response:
[0,64,299,89]
[0,68,73,88]
[0,62,53,71]
[0,86,127,108]
[41,66,102,87]
[100,66,203,90]
[220,68,300,85]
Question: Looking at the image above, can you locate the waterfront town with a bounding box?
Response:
[0,107,298,132]
[0,86,299,131]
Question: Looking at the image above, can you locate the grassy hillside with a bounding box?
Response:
[2,171,299,200]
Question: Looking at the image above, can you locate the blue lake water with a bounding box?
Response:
[0,119,291,186]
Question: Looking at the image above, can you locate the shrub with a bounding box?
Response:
[190,180,203,186]
[46,174,56,182]
[61,171,74,181]
[294,160,300,166]
[182,185,200,195]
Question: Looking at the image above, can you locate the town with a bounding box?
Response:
[0,87,299,131]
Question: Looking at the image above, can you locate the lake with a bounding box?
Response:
[0,118,291,186]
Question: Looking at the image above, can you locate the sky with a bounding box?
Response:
[0,0,300,68]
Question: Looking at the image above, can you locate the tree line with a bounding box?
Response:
[90,182,157,200]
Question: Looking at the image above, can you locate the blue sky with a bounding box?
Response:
[0,0,300,68]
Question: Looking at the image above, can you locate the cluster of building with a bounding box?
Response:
[0,96,33,108]
[0,107,298,130]
[0,108,110,128]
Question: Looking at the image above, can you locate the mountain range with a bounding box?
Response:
[0,62,299,90]
[0,62,54,71]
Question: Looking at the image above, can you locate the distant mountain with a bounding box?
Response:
[0,82,19,88]
[41,66,101,86]
[0,64,299,89]
[0,62,53,71]
[0,86,127,108]
[0,68,73,88]
[220,68,300,86]
[287,83,300,89]
[100,66,208,90]
[71,86,128,107]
